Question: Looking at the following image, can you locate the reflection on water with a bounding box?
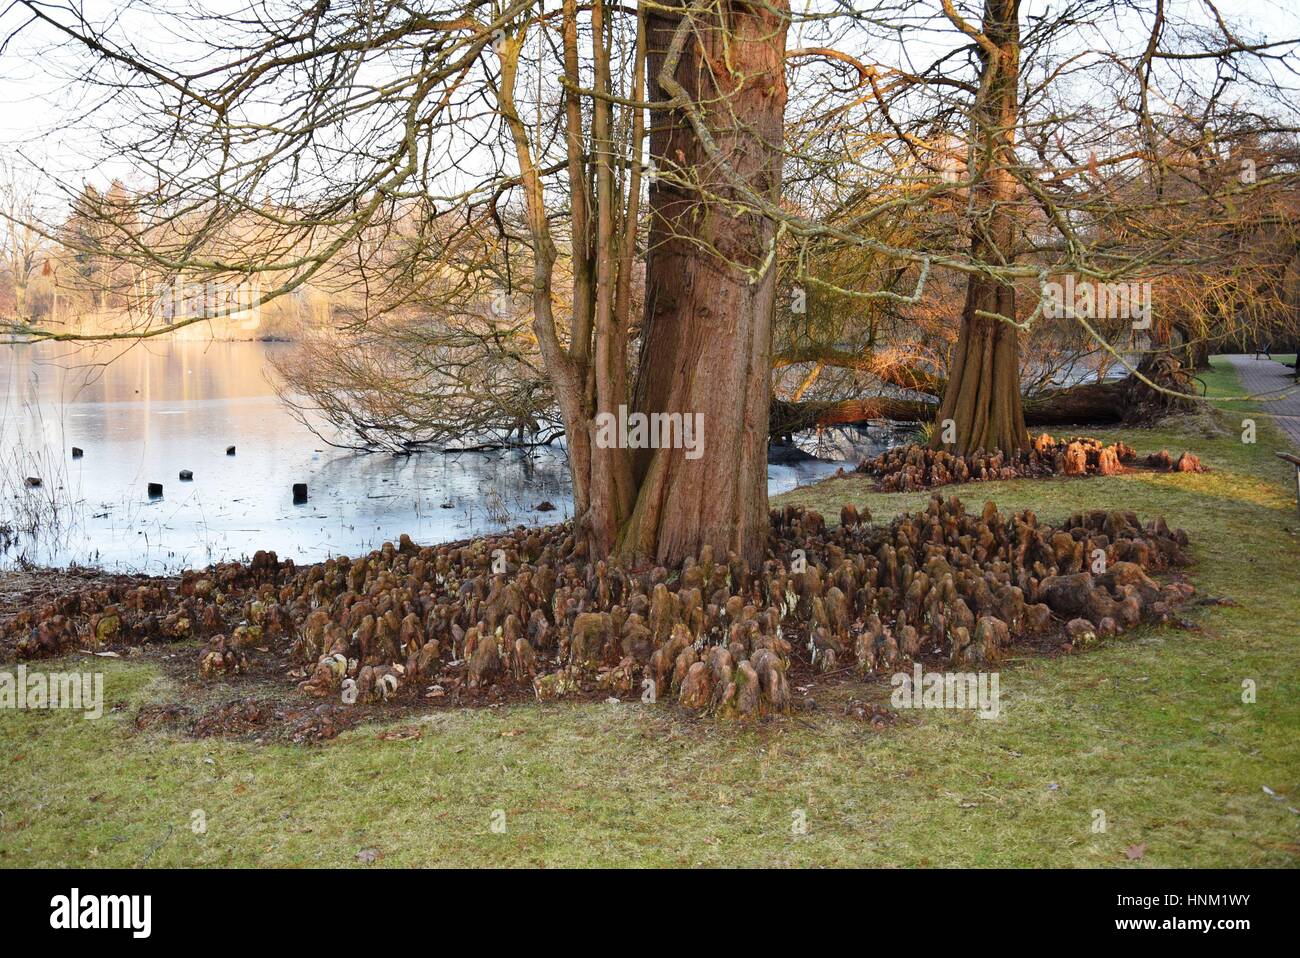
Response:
[0,340,854,572]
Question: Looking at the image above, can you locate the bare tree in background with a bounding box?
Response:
[0,160,43,322]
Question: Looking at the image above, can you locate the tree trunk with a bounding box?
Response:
[932,0,1029,456]
[506,1,787,567]
[1172,322,1212,370]
[1191,341,1212,370]
[613,0,789,568]
[13,276,27,320]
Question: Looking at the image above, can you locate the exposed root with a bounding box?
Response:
[857,434,1205,492]
[1,502,1197,723]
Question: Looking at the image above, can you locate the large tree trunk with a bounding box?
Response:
[613,0,789,568]
[508,0,787,567]
[932,0,1029,456]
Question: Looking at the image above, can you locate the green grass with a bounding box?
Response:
[2,362,1298,868]
[1194,355,1292,416]
[1196,357,1260,410]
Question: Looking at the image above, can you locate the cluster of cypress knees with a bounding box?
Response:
[858,434,1204,492]
[3,493,1196,721]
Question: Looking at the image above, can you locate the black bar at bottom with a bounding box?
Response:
[0,867,1286,944]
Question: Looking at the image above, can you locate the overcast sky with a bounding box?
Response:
[2,0,1297,207]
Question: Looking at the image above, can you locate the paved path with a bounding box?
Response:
[1222,354,1300,450]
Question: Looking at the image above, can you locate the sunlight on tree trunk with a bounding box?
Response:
[616,0,789,567]
[933,0,1030,456]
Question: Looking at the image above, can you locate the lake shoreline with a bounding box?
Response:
[1,340,891,571]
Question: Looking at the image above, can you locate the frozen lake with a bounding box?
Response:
[0,340,866,572]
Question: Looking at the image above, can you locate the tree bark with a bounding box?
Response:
[583,0,638,556]
[504,1,787,567]
[932,0,1030,456]
[615,0,789,568]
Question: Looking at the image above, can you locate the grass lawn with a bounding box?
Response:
[2,359,1298,868]
[1194,356,1295,415]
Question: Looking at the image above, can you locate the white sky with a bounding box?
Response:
[1,0,1297,209]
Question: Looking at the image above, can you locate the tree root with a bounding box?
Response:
[2,503,1197,722]
[858,434,1205,492]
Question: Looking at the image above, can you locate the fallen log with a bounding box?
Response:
[772,386,1125,433]
[770,396,934,437]
[1023,380,1126,426]
[1029,354,1199,425]
[772,354,1197,434]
